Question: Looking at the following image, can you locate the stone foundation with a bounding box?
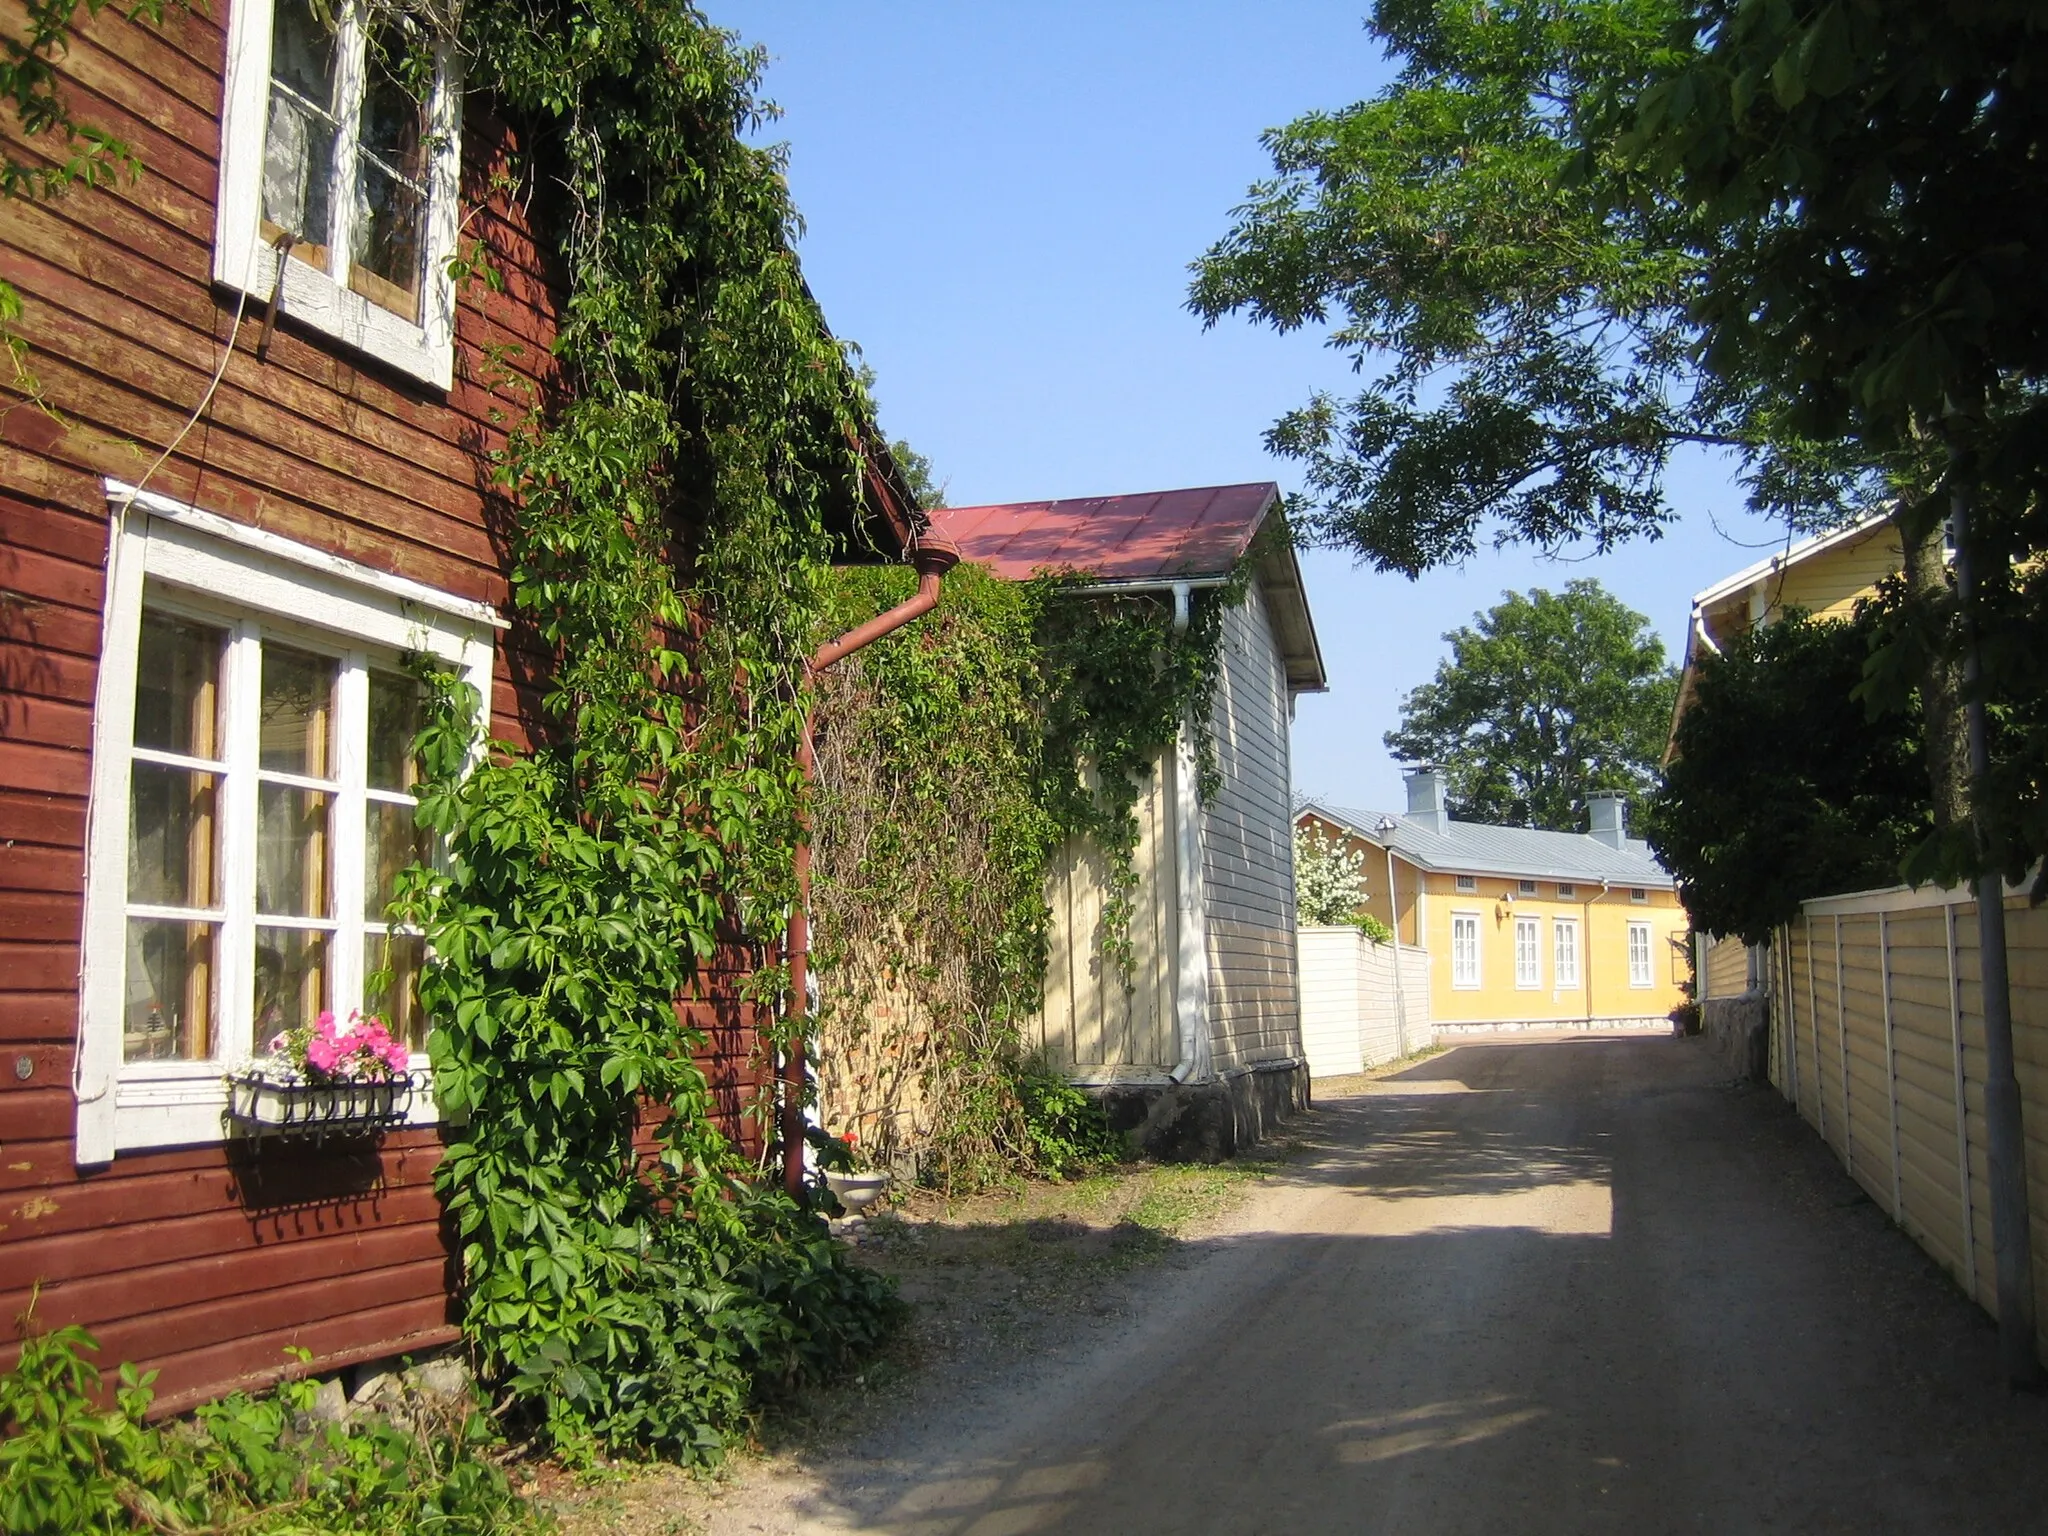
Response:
[1701,992,1770,1082]
[1088,1059,1309,1163]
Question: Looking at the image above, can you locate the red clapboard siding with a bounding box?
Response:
[0,5,776,1417]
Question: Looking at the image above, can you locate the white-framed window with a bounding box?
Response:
[213,0,461,388]
[1516,878,1537,896]
[75,481,500,1162]
[1557,882,1576,898]
[1553,918,1581,988]
[1514,915,1540,988]
[1627,920,1654,988]
[1451,912,1481,989]
[1630,887,1649,904]
[1454,874,1478,893]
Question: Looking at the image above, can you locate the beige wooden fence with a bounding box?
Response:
[1772,883,2048,1352]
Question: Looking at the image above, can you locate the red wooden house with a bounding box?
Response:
[0,0,911,1413]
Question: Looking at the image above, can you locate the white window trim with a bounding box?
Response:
[1627,920,1654,989]
[76,483,499,1163]
[213,0,462,389]
[1513,914,1541,990]
[1553,917,1581,990]
[1454,874,1478,893]
[1450,910,1482,990]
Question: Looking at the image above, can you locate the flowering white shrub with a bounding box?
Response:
[1295,822,1371,925]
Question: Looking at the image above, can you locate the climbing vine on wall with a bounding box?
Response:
[381,1,904,1461]
[808,532,1267,1186]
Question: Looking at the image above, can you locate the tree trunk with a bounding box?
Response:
[1900,511,1970,833]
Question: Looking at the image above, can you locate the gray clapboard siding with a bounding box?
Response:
[1202,585,1302,1071]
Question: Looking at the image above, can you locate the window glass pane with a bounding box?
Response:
[351,45,427,320]
[128,762,218,910]
[260,644,337,777]
[364,799,430,918]
[364,930,426,1051]
[124,917,216,1061]
[256,783,332,917]
[366,669,422,791]
[262,0,340,254]
[255,926,331,1039]
[133,612,221,758]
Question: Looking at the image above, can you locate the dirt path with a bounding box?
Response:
[703,1034,2048,1533]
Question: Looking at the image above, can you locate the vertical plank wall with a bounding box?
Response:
[1770,889,2048,1350]
[1034,753,1177,1071]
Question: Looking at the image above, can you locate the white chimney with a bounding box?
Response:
[1404,766,1449,835]
[1587,793,1627,849]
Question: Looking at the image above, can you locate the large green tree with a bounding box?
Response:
[1386,580,1678,830]
[1625,0,2048,881]
[1186,0,1875,578]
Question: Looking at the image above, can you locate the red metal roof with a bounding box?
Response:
[931,482,1279,583]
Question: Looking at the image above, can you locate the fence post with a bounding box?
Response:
[1836,914,1853,1170]
[1807,915,1824,1141]
[1880,911,1903,1224]
[1947,901,1979,1304]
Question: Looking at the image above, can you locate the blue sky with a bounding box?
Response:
[707,2,1794,812]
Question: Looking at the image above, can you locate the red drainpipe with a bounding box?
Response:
[780,533,960,1198]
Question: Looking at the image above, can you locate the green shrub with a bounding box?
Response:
[0,1321,535,1535]
[1356,913,1395,945]
[1016,1058,1126,1179]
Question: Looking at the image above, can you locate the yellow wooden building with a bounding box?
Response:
[1298,771,1690,1031]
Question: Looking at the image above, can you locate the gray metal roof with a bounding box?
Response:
[1296,796,1675,888]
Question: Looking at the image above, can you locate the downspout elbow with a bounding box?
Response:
[808,534,961,674]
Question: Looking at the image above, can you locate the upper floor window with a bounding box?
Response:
[1455,874,1478,893]
[1516,879,1537,896]
[214,0,460,388]
[1556,882,1576,898]
[1630,887,1649,904]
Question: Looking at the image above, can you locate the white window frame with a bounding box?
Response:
[1553,918,1581,989]
[1627,920,1654,989]
[1451,911,1482,990]
[1556,882,1576,898]
[1629,887,1649,904]
[1513,914,1541,989]
[75,481,501,1163]
[1454,874,1478,893]
[1516,879,1537,896]
[213,0,462,389]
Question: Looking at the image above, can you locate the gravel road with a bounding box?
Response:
[711,1034,2048,1534]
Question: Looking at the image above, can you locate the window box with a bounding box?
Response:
[225,1065,419,1139]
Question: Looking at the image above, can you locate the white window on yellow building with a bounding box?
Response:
[1514,916,1540,988]
[1452,913,1481,989]
[1554,918,1580,988]
[1627,920,1653,987]
[1455,874,1478,893]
